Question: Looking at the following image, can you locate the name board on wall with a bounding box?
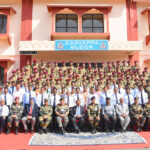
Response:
[55,40,108,51]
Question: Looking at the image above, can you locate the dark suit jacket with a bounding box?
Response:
[23,103,39,118]
[71,105,85,118]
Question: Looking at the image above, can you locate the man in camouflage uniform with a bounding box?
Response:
[87,96,100,134]
[130,97,146,132]
[55,98,69,134]
[39,98,53,134]
[144,80,150,98]
[6,97,24,135]
[144,97,150,130]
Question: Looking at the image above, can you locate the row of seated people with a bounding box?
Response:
[0,87,150,135]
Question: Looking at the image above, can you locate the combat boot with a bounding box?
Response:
[6,127,11,135]
[15,127,18,135]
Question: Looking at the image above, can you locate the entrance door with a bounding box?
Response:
[0,61,7,86]
[0,65,4,85]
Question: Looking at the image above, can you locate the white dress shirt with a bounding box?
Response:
[0,93,13,107]
[0,105,9,117]
[64,95,76,107]
[111,93,123,106]
[100,91,111,106]
[36,93,49,107]
[49,94,61,107]
[23,91,36,105]
[13,89,25,103]
[135,90,148,105]
[73,93,85,106]
[123,93,134,106]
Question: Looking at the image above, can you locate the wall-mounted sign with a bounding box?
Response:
[55,40,108,51]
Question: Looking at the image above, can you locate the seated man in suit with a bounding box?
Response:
[115,97,130,132]
[71,99,85,134]
[22,97,39,134]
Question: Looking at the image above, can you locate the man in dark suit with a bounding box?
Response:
[22,97,39,134]
[72,99,85,134]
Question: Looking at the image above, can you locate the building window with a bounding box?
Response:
[0,14,7,34]
[56,14,78,32]
[82,14,104,33]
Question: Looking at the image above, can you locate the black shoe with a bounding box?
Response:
[111,129,115,133]
[25,129,28,134]
[60,127,65,135]
[94,129,97,133]
[31,130,34,134]
[6,128,11,135]
[137,128,140,132]
[139,128,142,132]
[39,129,43,134]
[75,129,79,134]
[15,128,18,135]
[123,129,126,132]
[92,129,95,134]
[106,129,109,133]
[44,128,48,134]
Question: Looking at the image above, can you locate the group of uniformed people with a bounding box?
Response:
[0,60,150,135]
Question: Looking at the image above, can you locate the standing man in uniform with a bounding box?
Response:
[87,96,100,134]
[55,98,69,134]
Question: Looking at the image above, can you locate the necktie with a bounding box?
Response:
[41,94,43,106]
[128,94,131,106]
[67,96,70,106]
[4,94,6,105]
[119,88,121,94]
[25,87,27,92]
[77,94,79,100]
[105,92,107,98]
[29,106,32,115]
[12,86,14,94]
[116,94,118,104]
[53,95,56,107]
[141,92,144,104]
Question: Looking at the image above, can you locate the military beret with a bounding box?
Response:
[107,61,111,64]
[17,77,21,80]
[66,79,71,81]
[144,67,148,69]
[62,61,65,63]
[127,61,130,63]
[44,98,48,102]
[76,75,79,77]
[94,70,97,73]
[12,70,16,73]
[33,59,37,63]
[134,60,138,63]
[134,78,138,81]
[33,67,38,70]
[27,77,31,80]
[14,97,19,101]
[88,67,92,69]
[101,62,104,64]
[59,74,63,77]
[117,61,120,63]
[127,76,130,79]
[88,62,91,65]
[123,60,126,63]
[91,96,95,101]
[51,68,54,70]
